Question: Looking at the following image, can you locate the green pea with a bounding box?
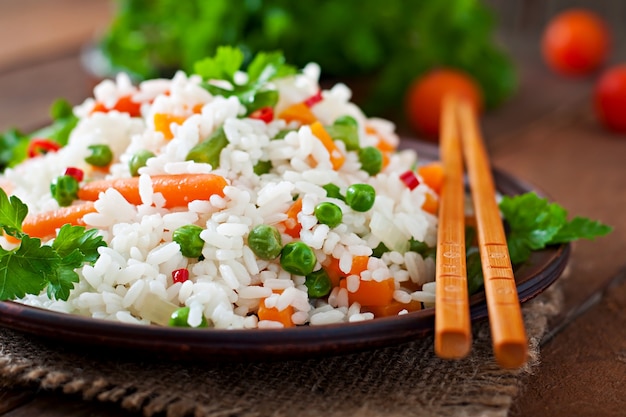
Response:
[168,306,208,328]
[280,241,317,276]
[173,224,205,258]
[50,175,79,207]
[314,202,343,228]
[334,115,358,127]
[305,269,332,298]
[358,146,383,176]
[85,144,113,167]
[129,149,155,176]
[253,160,272,175]
[345,184,376,212]
[322,183,344,201]
[185,127,229,168]
[248,224,283,260]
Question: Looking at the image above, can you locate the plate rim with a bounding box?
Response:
[0,140,570,360]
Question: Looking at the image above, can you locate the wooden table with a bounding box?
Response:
[0,1,624,416]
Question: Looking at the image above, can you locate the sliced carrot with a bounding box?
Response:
[422,192,439,215]
[91,94,142,117]
[310,121,345,170]
[192,103,204,114]
[257,301,295,328]
[154,113,187,140]
[277,102,317,125]
[365,299,422,317]
[22,202,97,239]
[77,173,228,208]
[417,161,445,194]
[340,277,395,307]
[282,197,303,238]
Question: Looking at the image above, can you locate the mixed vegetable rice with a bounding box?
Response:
[2,48,444,329]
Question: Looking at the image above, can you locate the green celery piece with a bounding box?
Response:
[325,124,360,151]
[193,46,244,83]
[0,236,60,300]
[185,127,229,168]
[549,216,613,244]
[0,188,28,238]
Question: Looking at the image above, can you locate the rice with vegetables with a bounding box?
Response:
[2,48,439,329]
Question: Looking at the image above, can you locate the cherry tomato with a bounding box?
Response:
[542,9,610,77]
[594,64,626,133]
[404,68,483,140]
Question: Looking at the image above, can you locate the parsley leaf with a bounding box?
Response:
[499,192,612,264]
[193,46,297,113]
[0,235,59,300]
[0,189,106,301]
[193,46,244,83]
[53,224,106,263]
[0,190,28,238]
[549,216,613,244]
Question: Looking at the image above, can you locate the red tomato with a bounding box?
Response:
[542,9,610,76]
[404,68,483,140]
[594,65,626,133]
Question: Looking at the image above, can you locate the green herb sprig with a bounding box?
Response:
[0,189,106,301]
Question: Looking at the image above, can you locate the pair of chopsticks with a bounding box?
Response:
[434,95,528,369]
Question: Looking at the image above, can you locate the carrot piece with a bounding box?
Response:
[340,277,395,307]
[277,102,317,125]
[417,161,445,194]
[192,103,204,114]
[114,95,142,116]
[21,202,97,239]
[91,94,142,117]
[323,255,371,287]
[422,192,439,215]
[153,113,187,140]
[310,121,346,170]
[366,299,422,317]
[258,301,295,328]
[77,173,228,208]
[283,197,303,238]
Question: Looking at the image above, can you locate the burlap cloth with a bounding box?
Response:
[0,278,563,417]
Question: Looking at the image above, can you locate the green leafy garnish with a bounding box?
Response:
[0,189,106,301]
[0,99,78,171]
[193,46,297,113]
[500,192,612,264]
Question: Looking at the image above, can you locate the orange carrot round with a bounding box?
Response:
[77,173,227,208]
[22,202,96,238]
[277,102,317,125]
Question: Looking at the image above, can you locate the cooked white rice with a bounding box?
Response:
[6,62,439,329]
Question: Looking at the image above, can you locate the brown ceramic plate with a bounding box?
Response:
[0,140,569,360]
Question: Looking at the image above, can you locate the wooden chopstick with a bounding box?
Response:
[434,94,472,359]
[456,98,528,369]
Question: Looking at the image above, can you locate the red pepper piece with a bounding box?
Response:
[303,90,323,107]
[172,268,189,284]
[249,106,274,123]
[399,170,420,190]
[64,167,84,182]
[27,139,61,158]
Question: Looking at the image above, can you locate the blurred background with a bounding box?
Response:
[1,0,625,140]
